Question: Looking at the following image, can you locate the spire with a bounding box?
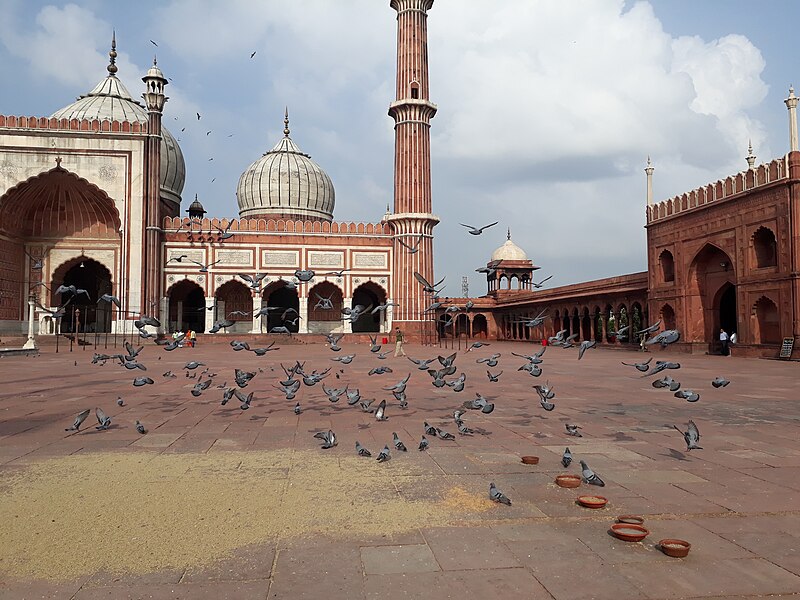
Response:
[107,30,118,76]
[507,227,511,240]
[645,156,655,206]
[283,107,290,137]
[785,85,799,152]
[746,140,756,170]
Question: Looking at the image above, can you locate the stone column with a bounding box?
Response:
[204,297,216,333]
[298,301,309,334]
[645,156,654,206]
[785,86,799,151]
[159,296,169,334]
[176,301,183,331]
[250,295,263,334]
[23,296,37,350]
[343,297,353,333]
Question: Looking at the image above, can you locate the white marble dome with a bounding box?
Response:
[236,116,335,222]
[491,234,529,262]
[50,48,185,206]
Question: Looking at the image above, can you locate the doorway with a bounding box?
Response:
[717,283,737,339]
[52,258,113,333]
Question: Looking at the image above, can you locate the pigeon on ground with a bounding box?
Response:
[711,376,730,388]
[235,369,256,387]
[580,460,605,486]
[674,389,700,402]
[435,427,456,440]
[117,397,124,406]
[191,379,212,397]
[486,370,503,382]
[489,482,511,505]
[577,340,596,360]
[135,420,147,434]
[133,377,154,387]
[346,388,361,405]
[377,445,391,462]
[375,399,388,421]
[65,409,91,431]
[393,432,408,452]
[456,420,473,435]
[184,361,205,370]
[313,430,337,449]
[95,408,112,430]
[424,421,437,435]
[562,447,572,468]
[294,402,301,415]
[355,441,372,457]
[460,222,499,235]
[674,420,702,450]
[621,358,652,372]
[359,399,375,413]
[565,424,582,437]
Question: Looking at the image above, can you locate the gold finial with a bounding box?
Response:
[107,30,118,75]
[283,107,290,137]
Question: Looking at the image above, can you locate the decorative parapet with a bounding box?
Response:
[162,216,392,236]
[0,114,147,134]
[646,155,788,224]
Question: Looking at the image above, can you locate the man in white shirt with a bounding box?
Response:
[719,328,729,356]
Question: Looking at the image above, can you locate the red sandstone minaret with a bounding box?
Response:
[386,0,439,330]
[141,56,168,324]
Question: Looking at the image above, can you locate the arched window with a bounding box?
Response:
[659,250,675,283]
[752,227,777,268]
[661,304,676,330]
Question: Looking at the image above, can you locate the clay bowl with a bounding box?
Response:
[577,495,608,509]
[610,523,650,542]
[617,515,645,525]
[555,474,581,488]
[658,539,691,558]
[521,456,540,465]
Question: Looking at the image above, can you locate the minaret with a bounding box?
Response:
[386,0,439,329]
[785,86,799,152]
[745,141,756,170]
[645,156,654,206]
[141,57,168,322]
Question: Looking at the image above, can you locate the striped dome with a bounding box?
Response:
[236,118,335,222]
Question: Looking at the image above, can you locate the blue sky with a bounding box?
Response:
[1,0,798,295]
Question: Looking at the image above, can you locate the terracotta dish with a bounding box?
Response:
[521,456,539,465]
[577,495,608,509]
[610,523,650,542]
[617,515,644,525]
[555,474,581,488]
[658,539,691,558]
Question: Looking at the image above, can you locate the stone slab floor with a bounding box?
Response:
[0,338,799,599]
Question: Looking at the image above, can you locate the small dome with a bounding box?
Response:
[491,231,529,262]
[236,112,335,221]
[50,39,185,207]
[186,195,206,217]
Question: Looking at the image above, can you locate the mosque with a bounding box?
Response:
[0,0,798,358]
[0,0,439,344]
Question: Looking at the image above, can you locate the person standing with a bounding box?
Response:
[394,327,406,357]
[719,328,729,356]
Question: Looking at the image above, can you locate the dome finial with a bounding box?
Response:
[107,30,118,76]
[507,227,511,240]
[283,106,290,137]
[153,55,158,66]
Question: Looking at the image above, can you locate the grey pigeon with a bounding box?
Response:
[270,326,291,335]
[711,376,730,388]
[294,269,315,282]
[393,432,408,452]
[580,460,605,486]
[446,373,466,392]
[184,361,205,370]
[332,354,355,365]
[377,445,391,462]
[645,361,681,377]
[375,399,388,421]
[116,397,124,406]
[467,341,490,352]
[456,420,473,435]
[191,379,212,397]
[460,222,498,235]
[674,420,702,450]
[294,402,301,415]
[369,366,392,376]
[486,370,503,382]
[97,293,121,308]
[565,424,582,437]
[234,390,254,410]
[462,393,495,414]
[424,421,437,435]
[408,356,436,370]
[65,408,91,431]
[346,388,361,405]
[368,335,382,353]
[646,329,681,348]
[437,352,457,368]
[135,420,147,434]
[674,389,700,402]
[436,427,456,440]
[383,374,411,394]
[476,353,501,367]
[512,347,546,364]
[418,436,429,451]
[133,377,154,386]
[355,441,372,457]
[562,447,572,468]
[95,407,112,430]
[577,340,596,360]
[221,387,236,405]
[414,271,446,294]
[314,429,337,449]
[360,399,375,413]
[489,482,511,505]
[621,358,652,372]
[428,368,447,388]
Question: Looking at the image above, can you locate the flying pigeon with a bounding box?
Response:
[408,356,435,370]
[562,447,572,468]
[621,358,652,372]
[397,234,423,253]
[467,341,490,352]
[355,441,372,457]
[375,399,388,421]
[577,340,596,360]
[446,373,466,392]
[359,399,375,413]
[97,294,121,308]
[369,366,393,376]
[133,377,154,387]
[65,409,91,431]
[313,429,337,449]
[580,460,605,487]
[674,420,702,450]
[413,271,446,294]
[460,222,499,235]
[486,370,503,382]
[646,329,681,348]
[489,482,511,505]
[383,374,411,394]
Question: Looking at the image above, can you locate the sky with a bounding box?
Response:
[1,0,798,297]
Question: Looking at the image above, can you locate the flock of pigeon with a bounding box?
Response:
[56,220,728,508]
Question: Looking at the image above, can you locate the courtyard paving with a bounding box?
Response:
[0,337,799,599]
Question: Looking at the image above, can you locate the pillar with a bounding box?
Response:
[204,297,216,333]
[159,296,169,334]
[343,297,353,333]
[250,295,263,334]
[645,156,654,206]
[785,86,799,152]
[23,296,37,349]
[176,301,183,331]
